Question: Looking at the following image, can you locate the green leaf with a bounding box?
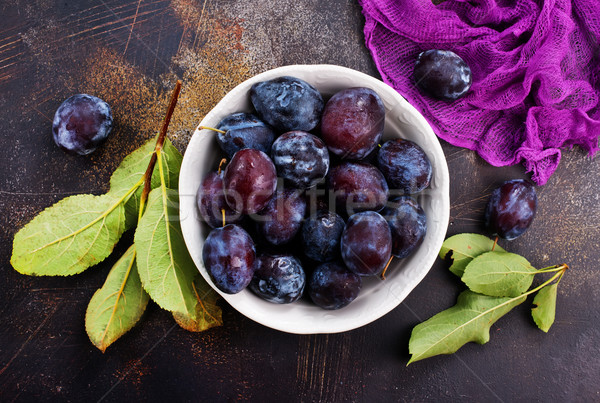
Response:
[85,245,150,352]
[109,138,182,229]
[108,138,154,229]
[439,233,505,277]
[462,251,537,297]
[11,194,126,276]
[158,140,183,189]
[134,187,198,316]
[531,283,558,333]
[109,138,155,194]
[408,290,526,364]
[173,276,223,332]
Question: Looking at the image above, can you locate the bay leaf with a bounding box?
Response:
[109,138,182,229]
[11,194,126,276]
[173,276,223,332]
[462,251,536,297]
[439,233,505,277]
[134,187,198,316]
[85,245,149,352]
[531,283,558,333]
[408,290,526,364]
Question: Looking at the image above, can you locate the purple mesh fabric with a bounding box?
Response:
[359,0,600,185]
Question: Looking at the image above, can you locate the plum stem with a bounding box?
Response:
[217,158,227,175]
[200,126,226,134]
[221,209,226,227]
[380,255,394,280]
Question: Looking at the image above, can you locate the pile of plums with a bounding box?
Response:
[199,76,431,310]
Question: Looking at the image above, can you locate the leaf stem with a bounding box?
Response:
[138,80,182,219]
[522,266,567,298]
[156,80,182,153]
[536,266,560,273]
[536,264,569,274]
[154,85,194,315]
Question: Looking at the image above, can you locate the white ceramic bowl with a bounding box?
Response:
[179,64,450,334]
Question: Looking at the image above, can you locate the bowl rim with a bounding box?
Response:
[179,64,450,334]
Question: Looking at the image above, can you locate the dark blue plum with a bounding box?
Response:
[327,162,389,215]
[485,179,537,240]
[301,210,345,262]
[382,196,427,258]
[271,131,330,189]
[197,171,243,228]
[202,224,256,294]
[377,139,432,194]
[255,188,306,245]
[250,76,324,132]
[341,211,392,276]
[215,112,276,158]
[413,49,472,101]
[249,254,306,304]
[52,94,113,155]
[321,87,384,160]
[308,262,362,310]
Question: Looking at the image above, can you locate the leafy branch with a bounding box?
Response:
[133,86,216,326]
[408,233,568,364]
[137,79,182,217]
[11,81,222,352]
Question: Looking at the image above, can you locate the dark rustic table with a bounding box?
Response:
[1,1,599,401]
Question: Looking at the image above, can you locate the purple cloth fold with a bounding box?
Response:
[359,0,600,185]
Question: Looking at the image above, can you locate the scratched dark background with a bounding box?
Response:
[1,0,599,401]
